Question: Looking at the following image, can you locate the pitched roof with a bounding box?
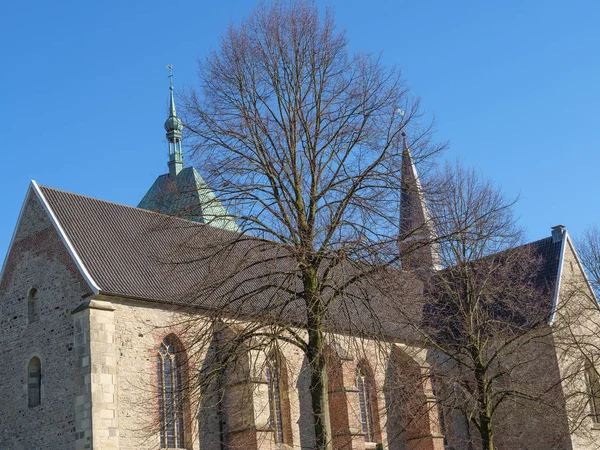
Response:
[37,185,425,339]
[423,236,564,342]
[29,184,566,339]
[40,184,242,302]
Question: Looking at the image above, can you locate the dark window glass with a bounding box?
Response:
[357,366,375,442]
[28,357,41,407]
[267,355,285,443]
[157,338,185,448]
[28,288,39,323]
[586,361,600,423]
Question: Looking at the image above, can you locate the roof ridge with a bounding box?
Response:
[38,184,242,235]
[485,235,555,258]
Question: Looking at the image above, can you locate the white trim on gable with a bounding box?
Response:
[549,230,599,325]
[549,229,567,325]
[30,181,101,294]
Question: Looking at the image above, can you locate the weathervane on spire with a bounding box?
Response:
[166,64,174,89]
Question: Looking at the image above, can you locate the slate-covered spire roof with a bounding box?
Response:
[399,133,441,271]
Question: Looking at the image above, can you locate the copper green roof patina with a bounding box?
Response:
[138,166,240,232]
[137,66,239,232]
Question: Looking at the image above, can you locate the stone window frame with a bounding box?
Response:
[265,349,293,446]
[356,361,377,444]
[157,335,188,449]
[27,287,39,324]
[585,359,600,424]
[27,356,42,408]
[355,358,381,449]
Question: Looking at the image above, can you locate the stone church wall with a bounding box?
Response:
[4,192,598,450]
[101,297,444,450]
[553,240,600,450]
[0,192,90,450]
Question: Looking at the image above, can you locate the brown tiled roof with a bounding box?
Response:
[38,186,424,339]
[37,185,563,339]
[423,236,563,343]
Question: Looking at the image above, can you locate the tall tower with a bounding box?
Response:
[165,65,183,176]
[399,133,441,271]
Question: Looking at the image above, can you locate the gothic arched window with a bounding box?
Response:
[28,288,38,323]
[266,352,291,444]
[157,337,185,448]
[357,364,376,443]
[585,360,600,423]
[28,357,41,407]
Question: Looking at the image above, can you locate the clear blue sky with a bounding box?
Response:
[1,0,599,259]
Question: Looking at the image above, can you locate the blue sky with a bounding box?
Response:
[1,0,599,259]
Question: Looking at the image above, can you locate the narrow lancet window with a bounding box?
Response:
[28,288,38,323]
[28,357,41,407]
[157,338,185,448]
[357,365,375,443]
[266,354,285,444]
[586,360,600,423]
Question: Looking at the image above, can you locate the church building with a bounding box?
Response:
[1,79,599,450]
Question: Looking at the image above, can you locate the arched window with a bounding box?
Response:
[585,360,600,423]
[157,337,185,448]
[28,288,38,323]
[266,353,290,444]
[28,357,41,407]
[356,364,375,443]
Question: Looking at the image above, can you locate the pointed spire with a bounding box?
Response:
[164,64,183,176]
[169,71,178,117]
[399,132,441,271]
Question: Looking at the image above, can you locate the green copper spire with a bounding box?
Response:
[165,65,183,176]
[138,65,240,232]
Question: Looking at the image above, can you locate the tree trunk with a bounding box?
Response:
[304,269,331,450]
[474,353,494,450]
[307,326,331,450]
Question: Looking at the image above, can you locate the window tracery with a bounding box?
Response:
[266,352,287,444]
[157,337,185,448]
[357,364,375,443]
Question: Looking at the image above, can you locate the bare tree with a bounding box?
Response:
[174,1,444,448]
[576,225,600,296]
[398,162,565,450]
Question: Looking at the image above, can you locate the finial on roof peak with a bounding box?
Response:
[167,64,174,86]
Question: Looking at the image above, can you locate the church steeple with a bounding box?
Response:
[399,132,441,271]
[165,65,183,176]
[138,65,240,232]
